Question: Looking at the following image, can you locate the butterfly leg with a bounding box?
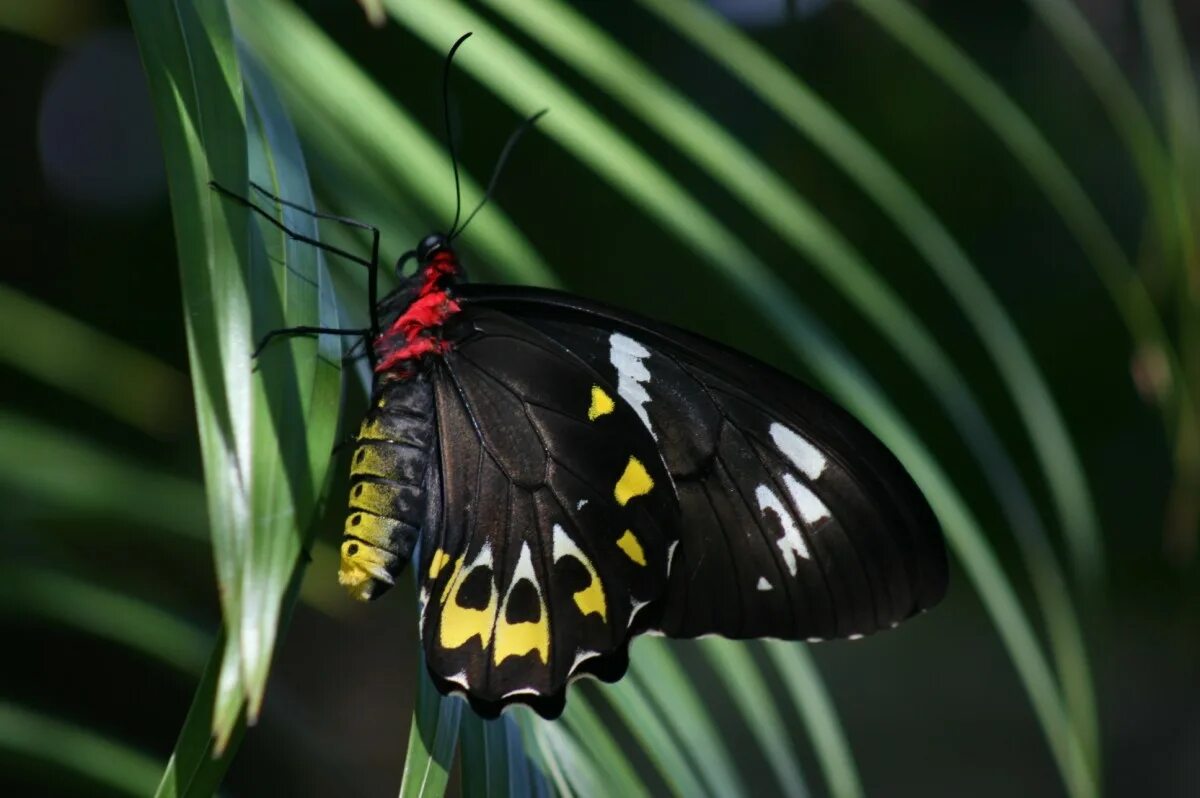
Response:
[211,180,385,360]
[210,181,377,271]
[252,325,371,359]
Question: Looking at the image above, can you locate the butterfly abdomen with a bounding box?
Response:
[338,372,436,601]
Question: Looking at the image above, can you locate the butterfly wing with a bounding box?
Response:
[457,285,948,643]
[416,306,677,718]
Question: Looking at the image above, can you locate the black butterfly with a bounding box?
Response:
[222,34,947,720]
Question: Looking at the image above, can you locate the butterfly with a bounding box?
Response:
[221,34,947,720]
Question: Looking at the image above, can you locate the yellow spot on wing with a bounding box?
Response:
[494,617,550,665]
[574,576,607,620]
[552,524,607,621]
[494,543,551,666]
[614,456,654,506]
[428,549,450,580]
[616,530,646,566]
[439,554,498,650]
[587,385,615,420]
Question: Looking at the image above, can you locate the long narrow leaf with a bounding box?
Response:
[127,0,255,745]
[629,638,743,796]
[0,702,161,797]
[763,643,864,798]
[632,0,1099,776]
[131,0,344,755]
[0,284,190,437]
[699,638,808,796]
[0,409,206,540]
[398,666,463,798]
[460,714,532,797]
[1023,0,1179,261]
[601,675,707,797]
[0,566,210,674]
[155,633,246,798]
[1138,0,1200,560]
[556,692,650,798]
[231,0,556,289]
[852,0,1189,484]
[239,43,343,721]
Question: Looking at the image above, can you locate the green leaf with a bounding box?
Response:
[1023,0,1179,262]
[130,0,342,756]
[0,565,210,675]
[459,714,532,797]
[812,348,1097,798]
[0,284,190,438]
[698,638,808,796]
[601,674,706,797]
[0,702,161,797]
[231,0,556,289]
[555,693,649,798]
[155,632,247,798]
[764,643,863,798]
[398,666,462,798]
[630,0,1099,780]
[239,42,343,722]
[851,0,1180,585]
[1137,0,1200,561]
[627,638,743,795]
[0,409,207,540]
[127,0,255,746]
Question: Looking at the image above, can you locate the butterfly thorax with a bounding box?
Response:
[373,237,464,376]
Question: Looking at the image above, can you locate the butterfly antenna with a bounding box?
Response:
[443,32,473,238]
[451,109,548,240]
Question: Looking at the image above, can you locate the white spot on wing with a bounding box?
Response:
[756,483,810,575]
[782,473,830,524]
[504,542,541,602]
[576,498,588,510]
[666,540,679,575]
[609,333,656,439]
[770,422,826,479]
[570,649,601,674]
[756,577,772,591]
[848,633,865,641]
[502,687,542,698]
[552,523,582,563]
[445,670,470,689]
[418,587,429,635]
[629,598,651,627]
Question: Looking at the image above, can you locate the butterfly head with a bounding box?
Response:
[417,233,449,263]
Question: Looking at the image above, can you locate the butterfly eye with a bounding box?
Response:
[416,233,447,263]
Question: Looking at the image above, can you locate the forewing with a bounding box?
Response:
[416,307,676,718]
[459,286,948,643]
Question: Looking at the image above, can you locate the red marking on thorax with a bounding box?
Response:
[374,250,461,375]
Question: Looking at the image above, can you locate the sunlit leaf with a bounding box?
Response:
[398,664,463,798]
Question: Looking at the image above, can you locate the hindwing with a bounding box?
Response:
[416,307,676,718]
[457,286,948,643]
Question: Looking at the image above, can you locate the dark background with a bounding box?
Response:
[1,1,1197,795]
